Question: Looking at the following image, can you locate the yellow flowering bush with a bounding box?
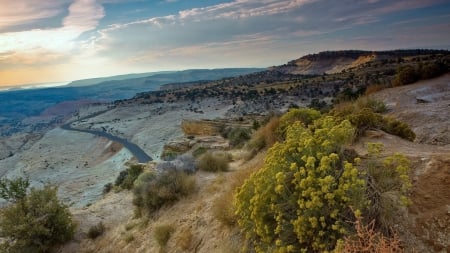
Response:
[276,108,321,139]
[235,116,366,252]
[364,142,412,232]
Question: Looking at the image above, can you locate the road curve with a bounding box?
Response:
[60,110,152,163]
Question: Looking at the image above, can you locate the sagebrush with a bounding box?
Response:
[0,185,76,253]
[133,170,196,214]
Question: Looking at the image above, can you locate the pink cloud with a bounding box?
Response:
[0,0,69,30]
[63,0,105,32]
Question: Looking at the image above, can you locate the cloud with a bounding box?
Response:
[63,0,105,31]
[177,0,315,21]
[123,33,281,70]
[0,0,69,31]
[375,0,447,13]
[0,49,69,66]
[2,0,449,85]
[92,0,315,55]
[89,0,450,67]
[0,0,105,66]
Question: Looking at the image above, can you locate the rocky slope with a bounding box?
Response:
[0,98,235,208]
[55,75,450,253]
[363,74,450,252]
[272,49,449,75]
[0,50,449,252]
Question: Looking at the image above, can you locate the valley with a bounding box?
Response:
[0,49,449,253]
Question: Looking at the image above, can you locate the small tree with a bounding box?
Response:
[0,177,29,202]
[0,184,76,253]
[392,65,418,86]
[115,164,144,190]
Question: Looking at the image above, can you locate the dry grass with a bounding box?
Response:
[154,224,175,247]
[133,170,196,214]
[365,84,386,95]
[123,233,134,244]
[87,222,105,239]
[197,151,230,172]
[212,190,236,227]
[247,117,280,154]
[336,216,405,253]
[228,152,264,189]
[213,229,245,253]
[211,152,265,227]
[207,173,226,192]
[175,227,194,251]
[181,120,221,136]
[125,222,137,231]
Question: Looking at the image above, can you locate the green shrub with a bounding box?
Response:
[419,62,447,79]
[381,117,416,141]
[0,185,76,253]
[133,170,196,214]
[247,117,280,152]
[355,98,387,113]
[87,222,105,239]
[227,127,251,147]
[252,120,261,130]
[331,99,415,141]
[154,224,175,247]
[276,108,321,139]
[0,177,29,202]
[115,164,144,190]
[392,65,418,87]
[364,143,412,233]
[192,147,208,158]
[236,116,366,252]
[103,183,113,194]
[196,151,230,172]
[349,108,384,137]
[114,170,128,187]
[160,150,180,161]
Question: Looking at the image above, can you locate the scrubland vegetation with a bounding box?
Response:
[0,97,415,252]
[196,151,231,172]
[133,169,196,215]
[231,107,413,252]
[1,50,447,252]
[107,93,416,252]
[0,178,75,253]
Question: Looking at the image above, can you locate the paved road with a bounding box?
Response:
[60,110,152,163]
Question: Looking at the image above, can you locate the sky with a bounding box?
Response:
[1,0,450,87]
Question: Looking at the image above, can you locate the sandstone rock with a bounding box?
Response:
[160,138,193,160]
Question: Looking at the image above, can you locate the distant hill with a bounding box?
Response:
[132,49,450,112]
[67,68,263,87]
[0,68,263,136]
[67,71,175,87]
[272,49,450,75]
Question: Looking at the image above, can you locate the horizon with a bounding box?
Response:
[1,66,265,89]
[1,0,450,87]
[4,48,450,89]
